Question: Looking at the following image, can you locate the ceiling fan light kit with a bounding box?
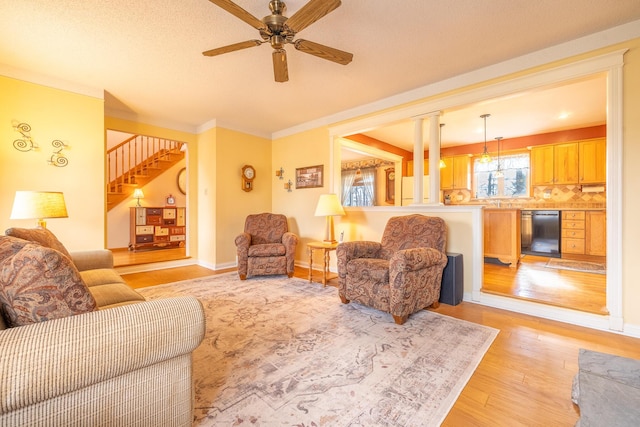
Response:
[204,0,353,82]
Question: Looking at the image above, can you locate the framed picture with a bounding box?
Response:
[296,165,324,189]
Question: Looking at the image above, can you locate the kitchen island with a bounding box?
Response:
[484,208,521,267]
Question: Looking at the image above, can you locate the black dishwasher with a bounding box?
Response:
[521,210,561,258]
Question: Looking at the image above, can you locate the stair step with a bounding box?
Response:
[107,139,185,212]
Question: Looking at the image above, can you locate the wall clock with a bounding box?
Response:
[177,168,186,195]
[242,165,255,192]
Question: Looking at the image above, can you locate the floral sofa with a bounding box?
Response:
[0,228,205,426]
[337,214,448,325]
[234,213,299,280]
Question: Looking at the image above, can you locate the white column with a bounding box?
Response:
[428,112,442,204]
[412,117,424,204]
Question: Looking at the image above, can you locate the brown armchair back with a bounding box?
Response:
[235,213,298,280]
[380,214,447,260]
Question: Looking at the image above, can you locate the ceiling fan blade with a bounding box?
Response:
[202,40,262,57]
[285,0,342,33]
[208,0,265,30]
[273,49,289,82]
[294,39,353,65]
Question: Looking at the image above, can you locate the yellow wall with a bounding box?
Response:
[0,76,104,250]
[272,127,334,263]
[196,127,216,267]
[214,127,272,268]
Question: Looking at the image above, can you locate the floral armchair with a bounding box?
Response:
[336,214,448,325]
[235,213,299,280]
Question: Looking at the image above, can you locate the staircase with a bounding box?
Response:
[107,135,185,211]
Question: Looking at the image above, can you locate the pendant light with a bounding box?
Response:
[480,114,491,163]
[439,123,446,168]
[494,136,504,178]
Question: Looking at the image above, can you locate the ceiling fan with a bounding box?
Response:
[203,0,353,82]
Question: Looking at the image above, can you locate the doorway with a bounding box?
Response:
[106,129,188,267]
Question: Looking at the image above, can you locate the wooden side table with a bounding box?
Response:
[307,241,339,286]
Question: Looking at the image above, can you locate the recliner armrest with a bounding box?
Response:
[282,232,298,253]
[235,232,251,250]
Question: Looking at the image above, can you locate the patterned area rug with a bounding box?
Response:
[138,273,498,426]
[546,258,606,275]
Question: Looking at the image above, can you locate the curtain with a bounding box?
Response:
[360,167,376,206]
[341,170,357,206]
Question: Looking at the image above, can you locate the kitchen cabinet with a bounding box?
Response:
[579,138,606,184]
[531,139,606,186]
[531,145,554,185]
[406,159,429,177]
[440,155,470,190]
[554,143,579,184]
[561,210,606,260]
[484,208,521,267]
[531,142,579,185]
[129,207,186,251]
[561,211,586,255]
[586,210,607,256]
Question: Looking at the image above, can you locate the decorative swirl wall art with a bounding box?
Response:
[12,122,39,152]
[11,121,70,167]
[48,140,69,167]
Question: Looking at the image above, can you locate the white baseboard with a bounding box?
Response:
[115,257,197,275]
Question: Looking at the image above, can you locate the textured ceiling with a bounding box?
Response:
[1,0,640,140]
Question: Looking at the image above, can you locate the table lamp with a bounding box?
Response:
[133,188,144,207]
[314,193,345,243]
[10,191,68,228]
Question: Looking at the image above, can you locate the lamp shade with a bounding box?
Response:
[133,189,144,199]
[10,191,68,227]
[314,194,345,217]
[314,194,345,243]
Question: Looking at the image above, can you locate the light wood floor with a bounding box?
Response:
[483,254,607,315]
[120,262,639,426]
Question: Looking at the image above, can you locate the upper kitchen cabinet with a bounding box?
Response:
[579,138,606,184]
[531,145,555,185]
[554,143,579,184]
[531,139,606,186]
[406,160,429,177]
[531,142,580,185]
[440,155,470,190]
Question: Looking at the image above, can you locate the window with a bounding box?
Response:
[474,153,530,199]
[342,168,376,206]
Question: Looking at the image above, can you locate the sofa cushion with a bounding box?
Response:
[0,241,96,327]
[0,235,33,260]
[5,227,71,259]
[89,283,145,308]
[79,268,127,288]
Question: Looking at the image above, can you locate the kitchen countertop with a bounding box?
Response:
[460,204,605,211]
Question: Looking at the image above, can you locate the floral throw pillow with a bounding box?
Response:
[5,227,71,259]
[0,239,96,327]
